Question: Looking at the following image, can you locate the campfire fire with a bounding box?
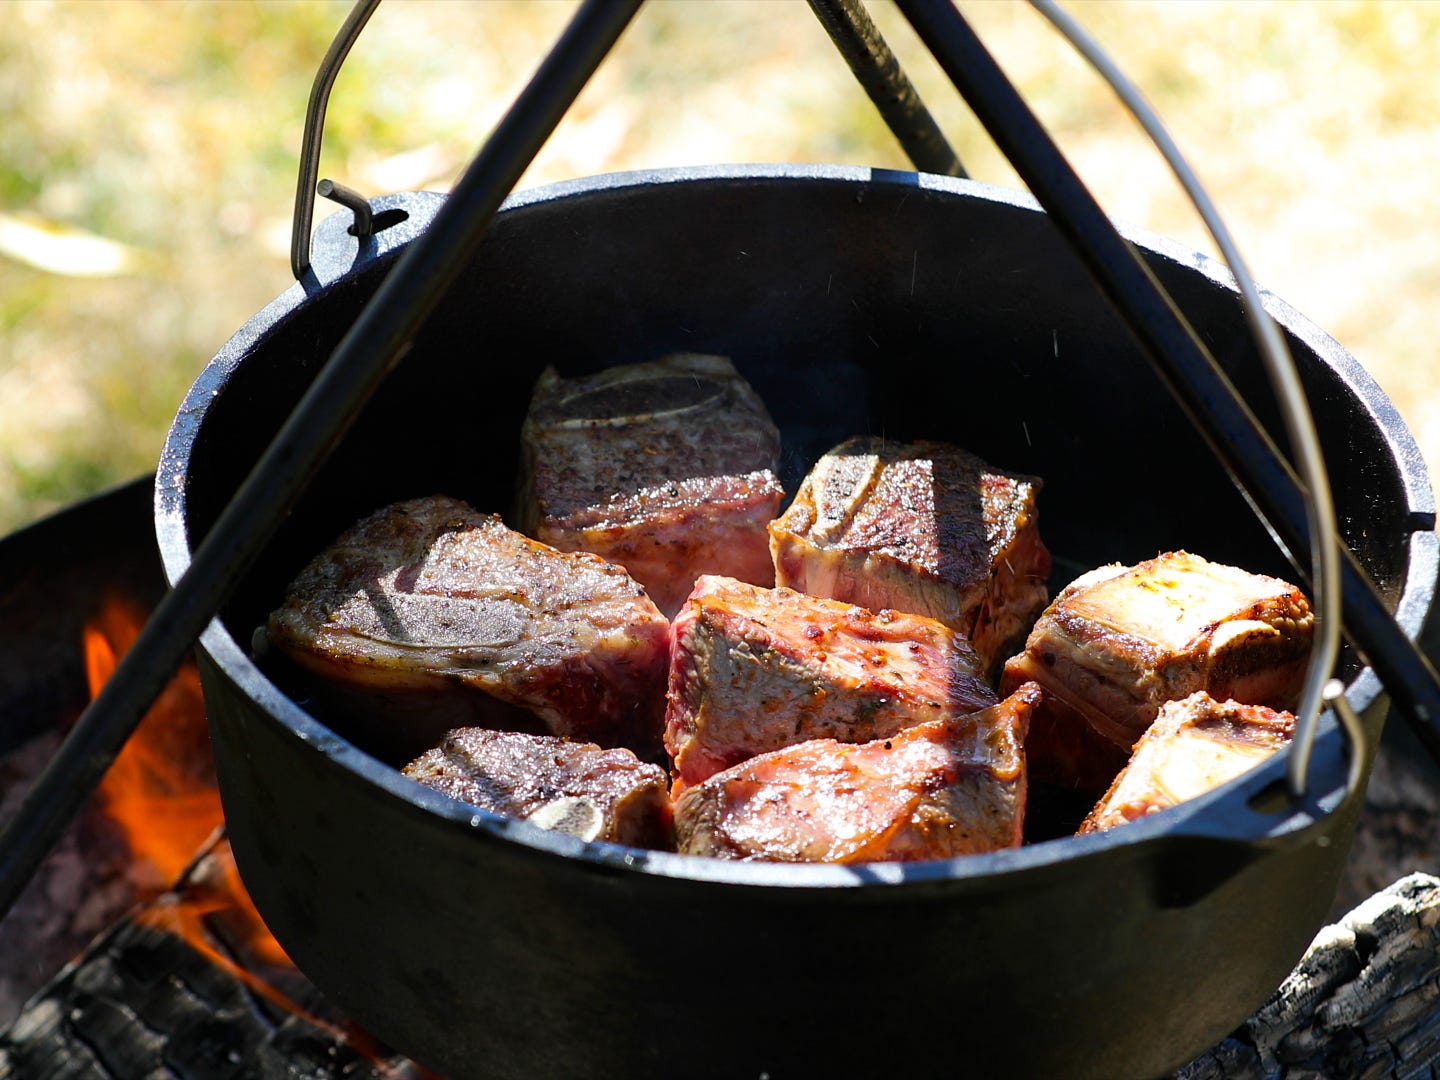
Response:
[85,595,223,894]
[84,595,294,964]
[76,594,430,1075]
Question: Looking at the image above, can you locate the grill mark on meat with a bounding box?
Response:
[806,449,883,544]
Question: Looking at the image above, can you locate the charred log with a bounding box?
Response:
[0,837,427,1080]
[1178,872,1440,1080]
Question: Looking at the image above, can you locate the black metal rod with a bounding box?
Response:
[894,0,1440,754]
[0,0,642,920]
[806,0,966,178]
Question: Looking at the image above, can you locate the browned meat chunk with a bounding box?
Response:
[768,436,1051,675]
[516,353,785,619]
[1078,692,1294,833]
[403,728,673,850]
[674,682,1042,863]
[266,495,671,763]
[663,575,997,790]
[1000,551,1312,793]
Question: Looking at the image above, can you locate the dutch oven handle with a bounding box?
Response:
[287,0,971,282]
[289,0,381,282]
[284,0,445,291]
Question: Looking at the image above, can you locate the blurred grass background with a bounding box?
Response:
[1,0,1437,533]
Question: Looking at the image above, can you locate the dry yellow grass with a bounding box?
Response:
[1,0,1437,533]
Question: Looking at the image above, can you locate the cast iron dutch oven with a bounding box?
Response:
[154,167,1438,1079]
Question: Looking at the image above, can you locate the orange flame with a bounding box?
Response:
[84,593,288,965]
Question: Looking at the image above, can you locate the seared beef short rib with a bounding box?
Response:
[266,495,671,762]
[663,575,997,789]
[768,436,1051,675]
[673,682,1042,862]
[403,727,673,849]
[1078,692,1295,833]
[1001,551,1312,793]
[516,353,785,619]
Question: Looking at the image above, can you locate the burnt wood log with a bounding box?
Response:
[1178,872,1440,1079]
[0,918,418,1079]
[0,837,430,1080]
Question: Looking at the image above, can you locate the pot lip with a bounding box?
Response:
[155,162,1434,890]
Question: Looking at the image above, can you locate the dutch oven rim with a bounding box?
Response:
[155,162,1437,890]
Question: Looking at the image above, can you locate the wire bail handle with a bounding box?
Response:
[290,0,381,281]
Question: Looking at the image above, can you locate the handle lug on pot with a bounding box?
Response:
[303,189,444,291]
[317,178,374,241]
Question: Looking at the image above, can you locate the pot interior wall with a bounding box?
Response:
[183,174,1410,726]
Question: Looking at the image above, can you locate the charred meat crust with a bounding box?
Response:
[517,354,785,618]
[673,681,1042,863]
[1078,692,1295,833]
[404,727,674,850]
[769,436,1051,675]
[663,575,998,789]
[266,495,671,760]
